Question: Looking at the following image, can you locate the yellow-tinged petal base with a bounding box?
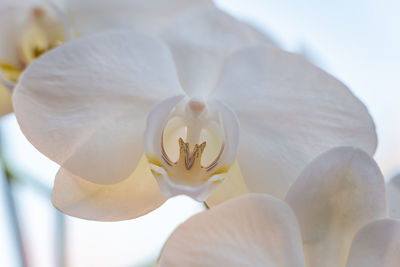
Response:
[0,63,22,83]
[206,160,248,207]
[52,155,166,221]
[0,83,12,117]
[0,7,65,87]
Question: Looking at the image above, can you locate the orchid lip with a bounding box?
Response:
[144,95,239,201]
[150,166,225,202]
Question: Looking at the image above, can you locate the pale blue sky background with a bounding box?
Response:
[216,0,400,177]
[1,1,399,266]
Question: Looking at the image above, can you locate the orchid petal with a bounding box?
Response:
[346,219,400,267]
[161,6,273,98]
[285,147,387,267]
[159,194,306,267]
[205,160,249,207]
[388,174,400,219]
[66,0,213,37]
[0,5,27,67]
[212,45,377,198]
[0,2,65,66]
[13,31,183,184]
[52,155,166,221]
[144,95,185,162]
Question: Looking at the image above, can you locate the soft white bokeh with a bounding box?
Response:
[12,184,56,267]
[66,196,205,267]
[0,115,205,266]
[0,163,20,267]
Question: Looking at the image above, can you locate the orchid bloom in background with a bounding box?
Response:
[0,0,211,117]
[0,83,12,117]
[159,147,400,267]
[0,0,66,116]
[388,174,400,219]
[13,6,377,221]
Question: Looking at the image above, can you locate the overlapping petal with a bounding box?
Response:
[387,174,400,219]
[346,219,400,267]
[212,45,377,198]
[205,161,249,207]
[159,194,306,267]
[285,147,386,267]
[53,156,166,221]
[0,5,26,67]
[66,0,213,37]
[161,6,274,98]
[13,31,183,184]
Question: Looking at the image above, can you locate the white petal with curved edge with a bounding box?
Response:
[66,0,213,37]
[159,194,306,267]
[285,147,387,267]
[161,6,273,98]
[211,99,240,166]
[346,219,400,267]
[212,45,377,198]
[13,31,183,184]
[144,95,185,159]
[0,84,12,117]
[205,160,249,207]
[388,174,400,219]
[53,155,166,221]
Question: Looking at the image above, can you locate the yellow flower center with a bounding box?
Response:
[0,63,21,84]
[0,7,65,85]
[144,96,240,201]
[149,137,229,187]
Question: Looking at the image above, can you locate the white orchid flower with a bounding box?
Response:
[388,174,400,219]
[0,0,211,116]
[13,7,376,221]
[0,0,65,116]
[159,147,399,267]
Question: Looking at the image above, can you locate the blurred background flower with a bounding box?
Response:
[1,0,399,266]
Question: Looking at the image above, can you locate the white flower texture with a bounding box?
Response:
[0,0,210,116]
[13,5,377,221]
[159,147,400,267]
